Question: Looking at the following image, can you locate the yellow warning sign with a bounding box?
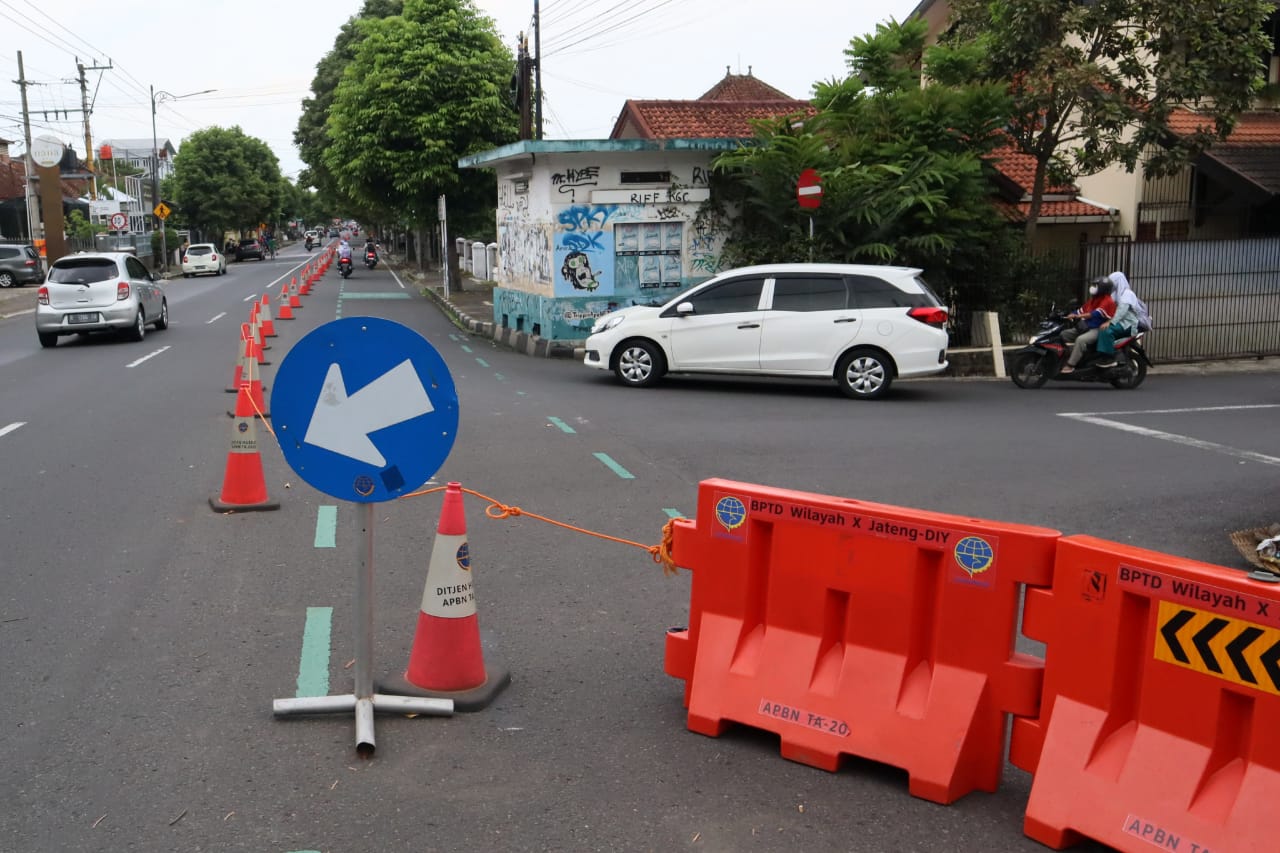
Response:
[153,202,171,220]
[1155,600,1280,696]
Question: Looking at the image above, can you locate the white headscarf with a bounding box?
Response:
[1108,271,1152,331]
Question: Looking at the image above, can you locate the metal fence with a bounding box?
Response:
[1082,237,1280,362]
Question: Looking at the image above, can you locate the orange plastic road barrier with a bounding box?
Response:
[664,478,1059,804]
[1010,535,1280,851]
[209,413,279,512]
[258,294,277,337]
[277,285,294,320]
[380,482,510,711]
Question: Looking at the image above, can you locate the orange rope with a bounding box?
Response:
[399,485,684,575]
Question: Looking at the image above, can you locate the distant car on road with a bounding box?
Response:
[0,243,44,288]
[582,263,949,399]
[235,238,265,262]
[181,243,226,277]
[35,252,168,348]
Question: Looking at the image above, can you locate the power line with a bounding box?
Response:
[540,0,643,50]
[544,0,684,57]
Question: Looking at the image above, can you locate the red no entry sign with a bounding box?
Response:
[797,168,823,209]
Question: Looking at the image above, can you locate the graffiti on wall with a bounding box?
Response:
[690,166,711,187]
[493,287,620,340]
[498,218,552,285]
[554,204,619,296]
[688,215,724,276]
[550,166,600,203]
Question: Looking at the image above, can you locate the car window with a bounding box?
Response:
[24,248,38,260]
[239,239,258,247]
[847,274,932,309]
[770,276,848,311]
[49,259,117,284]
[188,246,213,256]
[125,257,149,279]
[0,247,18,259]
[680,277,766,315]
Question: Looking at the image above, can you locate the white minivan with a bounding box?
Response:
[583,264,949,399]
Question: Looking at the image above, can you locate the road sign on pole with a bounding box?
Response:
[153,201,171,220]
[109,212,127,231]
[270,317,460,752]
[797,168,823,209]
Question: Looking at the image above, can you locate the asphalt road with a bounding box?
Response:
[1,249,1277,853]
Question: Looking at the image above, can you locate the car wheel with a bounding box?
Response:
[836,348,894,399]
[153,299,169,330]
[0,272,14,288]
[1011,352,1052,389]
[613,340,665,387]
[127,309,146,342]
[38,331,57,348]
[183,273,191,279]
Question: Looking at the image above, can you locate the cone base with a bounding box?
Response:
[226,410,271,419]
[209,495,280,513]
[378,665,510,712]
[226,384,269,394]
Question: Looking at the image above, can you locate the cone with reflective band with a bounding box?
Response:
[381,482,509,710]
[258,294,277,337]
[227,352,268,419]
[250,308,270,354]
[277,284,294,320]
[288,277,301,308]
[209,413,279,512]
[227,334,246,393]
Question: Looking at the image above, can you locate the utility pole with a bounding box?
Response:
[517,32,532,140]
[534,0,543,140]
[76,58,111,200]
[15,51,38,242]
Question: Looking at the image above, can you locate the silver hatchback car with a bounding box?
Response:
[36,252,168,348]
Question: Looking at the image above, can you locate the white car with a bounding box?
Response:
[181,243,226,277]
[583,263,949,399]
[35,252,168,348]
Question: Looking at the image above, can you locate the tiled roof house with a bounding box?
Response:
[610,68,814,139]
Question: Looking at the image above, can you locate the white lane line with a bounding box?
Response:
[1060,404,1280,417]
[242,293,258,302]
[0,422,25,438]
[388,268,406,290]
[207,311,227,324]
[126,345,171,368]
[1059,412,1280,467]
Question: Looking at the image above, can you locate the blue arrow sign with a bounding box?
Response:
[271,317,459,502]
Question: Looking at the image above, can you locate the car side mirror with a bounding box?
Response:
[676,302,695,316]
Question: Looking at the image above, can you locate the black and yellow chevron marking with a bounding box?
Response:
[1155,601,1280,696]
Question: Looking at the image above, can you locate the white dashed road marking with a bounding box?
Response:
[1059,404,1280,467]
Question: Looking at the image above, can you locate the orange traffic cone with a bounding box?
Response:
[209,412,279,512]
[227,356,269,419]
[226,334,252,393]
[277,284,294,320]
[288,277,302,308]
[380,482,509,711]
[251,308,270,354]
[259,294,277,337]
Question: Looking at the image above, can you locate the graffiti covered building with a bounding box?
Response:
[457,69,814,343]
[458,139,736,342]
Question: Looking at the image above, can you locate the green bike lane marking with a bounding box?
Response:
[548,417,576,434]
[295,606,334,698]
[593,452,634,479]
[314,505,337,547]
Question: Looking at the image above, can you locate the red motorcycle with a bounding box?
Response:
[1010,309,1150,389]
[338,256,353,279]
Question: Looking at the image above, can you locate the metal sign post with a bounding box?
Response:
[270,318,462,753]
[438,194,449,301]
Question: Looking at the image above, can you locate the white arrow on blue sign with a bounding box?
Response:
[271,317,459,502]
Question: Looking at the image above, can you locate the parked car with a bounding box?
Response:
[0,243,44,287]
[181,243,226,277]
[582,264,949,399]
[35,252,168,348]
[235,238,265,261]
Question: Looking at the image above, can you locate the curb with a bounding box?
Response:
[419,282,578,360]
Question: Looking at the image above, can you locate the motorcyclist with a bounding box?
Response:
[1096,271,1152,366]
[338,239,352,261]
[1059,276,1115,374]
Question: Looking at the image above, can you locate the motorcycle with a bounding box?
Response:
[1010,308,1150,390]
[338,256,353,279]
[364,248,378,269]
[305,238,314,252]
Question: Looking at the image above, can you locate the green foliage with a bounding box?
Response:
[65,210,102,239]
[149,227,181,258]
[170,126,283,237]
[321,0,518,231]
[939,0,1275,236]
[712,18,1013,299]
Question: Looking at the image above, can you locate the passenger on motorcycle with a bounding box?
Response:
[1096,271,1152,365]
[338,239,353,261]
[1060,277,1115,374]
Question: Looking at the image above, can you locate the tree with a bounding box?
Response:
[323,0,518,238]
[294,0,404,215]
[939,0,1274,240]
[170,127,282,237]
[712,18,1013,294]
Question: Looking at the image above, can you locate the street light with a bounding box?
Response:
[150,85,215,269]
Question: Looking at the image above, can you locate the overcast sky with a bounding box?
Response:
[0,0,919,184]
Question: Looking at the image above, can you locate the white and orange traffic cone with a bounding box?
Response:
[259,293,277,337]
[277,284,295,320]
[381,482,509,710]
[227,355,269,419]
[209,413,279,512]
[288,277,302,309]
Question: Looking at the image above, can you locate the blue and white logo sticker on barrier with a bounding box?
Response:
[271,317,459,502]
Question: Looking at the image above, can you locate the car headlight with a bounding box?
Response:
[592,314,626,334]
